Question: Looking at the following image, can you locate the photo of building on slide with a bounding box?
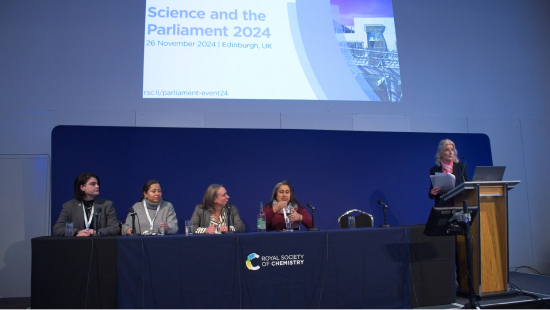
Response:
[331,0,401,102]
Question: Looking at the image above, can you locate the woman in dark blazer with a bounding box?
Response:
[191,184,245,234]
[53,173,120,236]
[429,139,469,207]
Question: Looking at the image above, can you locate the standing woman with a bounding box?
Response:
[264,180,312,231]
[53,173,120,236]
[122,180,178,235]
[190,184,245,234]
[429,139,469,206]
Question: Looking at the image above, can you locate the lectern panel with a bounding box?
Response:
[479,195,508,292]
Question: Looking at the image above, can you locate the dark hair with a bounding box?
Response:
[268,180,300,207]
[73,173,100,200]
[141,180,160,201]
[201,184,223,213]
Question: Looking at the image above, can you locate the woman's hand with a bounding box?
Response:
[125,228,133,235]
[288,213,303,222]
[272,200,288,213]
[205,225,217,234]
[219,225,228,232]
[431,187,441,196]
[160,221,169,230]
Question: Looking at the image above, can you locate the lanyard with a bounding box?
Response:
[82,202,94,230]
[143,200,161,231]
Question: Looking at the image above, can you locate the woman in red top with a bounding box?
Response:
[263,180,313,231]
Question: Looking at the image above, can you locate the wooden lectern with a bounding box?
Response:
[441,181,520,296]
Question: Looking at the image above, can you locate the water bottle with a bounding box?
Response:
[257,202,266,232]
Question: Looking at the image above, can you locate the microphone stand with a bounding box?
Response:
[306,203,319,231]
[378,201,391,228]
[130,213,137,236]
[222,204,234,234]
[461,200,478,309]
[92,210,103,237]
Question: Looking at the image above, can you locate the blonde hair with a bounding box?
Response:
[435,139,459,166]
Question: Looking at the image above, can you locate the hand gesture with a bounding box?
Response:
[273,200,288,213]
[288,212,303,222]
[205,225,217,234]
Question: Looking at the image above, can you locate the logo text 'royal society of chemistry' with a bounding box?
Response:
[246,253,305,270]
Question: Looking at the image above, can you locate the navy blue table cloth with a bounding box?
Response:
[117,227,411,309]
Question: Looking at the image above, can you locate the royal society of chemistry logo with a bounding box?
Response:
[246,253,260,270]
[246,253,305,271]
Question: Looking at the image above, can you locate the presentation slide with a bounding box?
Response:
[143,0,401,101]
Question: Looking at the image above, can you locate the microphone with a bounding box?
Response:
[377,200,388,208]
[128,207,137,236]
[305,203,319,231]
[378,200,391,228]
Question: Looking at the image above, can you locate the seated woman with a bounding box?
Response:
[264,180,312,231]
[429,139,469,207]
[53,173,120,236]
[122,180,178,235]
[191,184,245,234]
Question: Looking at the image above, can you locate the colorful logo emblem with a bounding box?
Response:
[246,253,260,270]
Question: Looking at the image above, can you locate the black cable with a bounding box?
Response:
[140,235,145,308]
[386,207,405,226]
[235,233,242,309]
[403,227,419,307]
[317,230,330,309]
[509,282,550,308]
[84,235,95,309]
[312,208,328,231]
[513,266,544,275]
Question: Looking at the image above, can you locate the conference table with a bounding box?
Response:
[32,227,411,309]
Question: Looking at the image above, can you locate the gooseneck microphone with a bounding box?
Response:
[306,203,320,231]
[377,200,388,208]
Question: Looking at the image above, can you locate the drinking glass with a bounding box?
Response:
[65,222,73,236]
[348,215,356,229]
[285,216,293,232]
[185,220,193,236]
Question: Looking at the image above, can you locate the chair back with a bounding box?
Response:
[338,209,374,228]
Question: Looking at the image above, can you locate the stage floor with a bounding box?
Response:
[415,271,550,309]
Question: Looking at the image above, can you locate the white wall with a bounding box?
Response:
[1,0,550,298]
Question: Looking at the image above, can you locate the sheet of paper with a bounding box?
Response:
[430,172,456,192]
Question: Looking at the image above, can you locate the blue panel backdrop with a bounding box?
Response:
[51,126,492,232]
